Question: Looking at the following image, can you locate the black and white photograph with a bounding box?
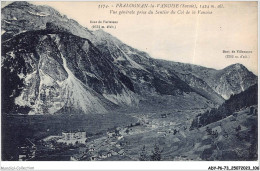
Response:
[1,1,259,170]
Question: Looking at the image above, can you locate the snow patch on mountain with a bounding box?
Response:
[39,70,54,86]
[15,92,30,107]
[24,71,37,82]
[1,29,6,35]
[17,72,26,79]
[3,20,11,24]
[28,10,49,17]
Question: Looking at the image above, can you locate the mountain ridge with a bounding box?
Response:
[1,1,257,115]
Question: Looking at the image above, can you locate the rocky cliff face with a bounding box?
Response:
[208,64,257,99]
[2,31,117,114]
[2,28,196,115]
[156,60,257,100]
[1,2,257,115]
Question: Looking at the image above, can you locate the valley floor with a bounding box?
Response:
[81,105,258,161]
[1,105,258,161]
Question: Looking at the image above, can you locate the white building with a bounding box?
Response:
[62,131,86,140]
[57,131,87,145]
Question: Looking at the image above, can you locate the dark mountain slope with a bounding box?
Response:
[2,29,198,115]
[190,83,258,129]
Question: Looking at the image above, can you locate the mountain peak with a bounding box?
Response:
[5,1,32,8]
[220,63,250,74]
[226,63,246,70]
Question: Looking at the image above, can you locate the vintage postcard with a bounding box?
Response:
[1,1,259,170]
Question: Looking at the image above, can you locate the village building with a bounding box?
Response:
[118,149,125,156]
[98,150,109,159]
[62,131,86,140]
[18,138,36,161]
[89,147,95,152]
[90,155,98,161]
[58,130,87,145]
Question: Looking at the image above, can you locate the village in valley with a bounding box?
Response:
[17,116,140,161]
[2,1,258,164]
[17,110,187,161]
[19,127,127,161]
[17,105,258,161]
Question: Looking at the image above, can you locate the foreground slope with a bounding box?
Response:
[190,84,258,128]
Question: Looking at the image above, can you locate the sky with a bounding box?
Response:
[2,1,258,74]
